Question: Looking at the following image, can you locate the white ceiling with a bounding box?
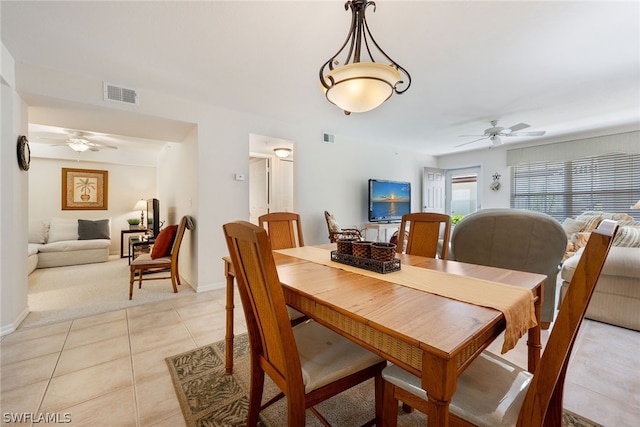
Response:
[2,1,639,156]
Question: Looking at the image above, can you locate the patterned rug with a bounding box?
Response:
[166,334,603,427]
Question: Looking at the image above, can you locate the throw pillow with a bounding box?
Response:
[327,214,341,232]
[28,220,47,244]
[561,218,586,237]
[47,217,79,242]
[613,226,640,247]
[151,225,178,259]
[78,219,111,240]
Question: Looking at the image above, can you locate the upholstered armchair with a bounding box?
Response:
[324,210,362,243]
[450,208,567,327]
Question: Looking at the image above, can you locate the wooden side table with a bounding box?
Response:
[120,229,148,258]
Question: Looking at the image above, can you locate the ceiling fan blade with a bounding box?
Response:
[503,123,530,133]
[508,130,546,137]
[458,134,486,138]
[455,136,489,147]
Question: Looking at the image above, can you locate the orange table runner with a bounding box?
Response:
[275,246,537,353]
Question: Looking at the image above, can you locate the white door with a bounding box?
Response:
[422,167,446,213]
[249,157,269,224]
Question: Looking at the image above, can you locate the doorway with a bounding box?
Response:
[445,166,481,217]
[249,134,295,224]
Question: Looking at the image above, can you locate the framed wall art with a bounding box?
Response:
[62,168,108,210]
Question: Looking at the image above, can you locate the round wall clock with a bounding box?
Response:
[17,135,31,171]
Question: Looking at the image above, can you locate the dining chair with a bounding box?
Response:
[223,220,387,426]
[259,212,305,249]
[128,215,193,300]
[380,219,618,427]
[324,210,363,243]
[258,211,307,325]
[450,209,567,328]
[395,212,451,259]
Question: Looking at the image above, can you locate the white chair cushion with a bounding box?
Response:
[130,253,171,266]
[294,320,384,394]
[382,351,533,427]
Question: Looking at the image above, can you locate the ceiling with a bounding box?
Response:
[2,1,639,156]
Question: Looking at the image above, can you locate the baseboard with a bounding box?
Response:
[195,281,225,293]
[0,306,30,336]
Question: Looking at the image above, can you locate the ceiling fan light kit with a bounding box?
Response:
[319,0,411,115]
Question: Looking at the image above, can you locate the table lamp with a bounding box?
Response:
[133,199,147,228]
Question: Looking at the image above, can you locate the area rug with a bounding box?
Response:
[166,334,603,427]
[23,256,195,329]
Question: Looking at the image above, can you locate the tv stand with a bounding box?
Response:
[363,222,400,242]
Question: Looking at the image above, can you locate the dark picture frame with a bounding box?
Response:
[62,168,108,210]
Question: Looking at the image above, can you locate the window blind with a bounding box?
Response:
[511,153,640,221]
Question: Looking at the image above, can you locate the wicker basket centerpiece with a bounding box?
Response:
[371,242,397,262]
[336,238,359,255]
[351,241,374,258]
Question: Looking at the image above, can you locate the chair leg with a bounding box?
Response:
[381,381,399,427]
[138,269,144,289]
[129,268,135,300]
[170,270,179,293]
[247,363,265,427]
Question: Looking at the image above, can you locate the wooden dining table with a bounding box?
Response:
[222,244,545,427]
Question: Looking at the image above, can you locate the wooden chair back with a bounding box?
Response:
[258,212,304,249]
[222,221,305,418]
[515,220,617,425]
[396,212,451,259]
[128,215,194,300]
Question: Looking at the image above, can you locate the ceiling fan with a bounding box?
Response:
[456,120,546,148]
[32,126,119,152]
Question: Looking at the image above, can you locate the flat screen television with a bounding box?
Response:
[146,198,160,238]
[368,179,411,223]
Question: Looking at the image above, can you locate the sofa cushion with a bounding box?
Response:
[28,243,42,256]
[48,217,79,242]
[28,220,48,244]
[561,246,640,281]
[151,225,178,259]
[38,239,110,253]
[78,219,111,240]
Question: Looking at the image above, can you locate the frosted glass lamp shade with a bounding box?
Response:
[322,63,402,113]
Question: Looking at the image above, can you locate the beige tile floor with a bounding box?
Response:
[1,287,639,426]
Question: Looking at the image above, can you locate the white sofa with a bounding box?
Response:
[559,211,640,331]
[28,217,111,274]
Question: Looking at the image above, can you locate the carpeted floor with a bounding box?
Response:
[166,334,603,427]
[22,255,195,329]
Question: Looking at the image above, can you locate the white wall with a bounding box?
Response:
[1,43,30,334]
[28,158,157,255]
[2,61,440,331]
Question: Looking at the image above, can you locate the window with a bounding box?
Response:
[511,153,640,221]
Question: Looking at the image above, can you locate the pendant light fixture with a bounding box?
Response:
[319,0,411,115]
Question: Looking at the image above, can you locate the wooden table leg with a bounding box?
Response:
[224,259,235,375]
[422,352,456,426]
[527,286,543,373]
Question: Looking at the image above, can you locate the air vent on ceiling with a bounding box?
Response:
[322,132,335,144]
[103,82,139,105]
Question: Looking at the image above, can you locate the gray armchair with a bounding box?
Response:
[451,209,567,327]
